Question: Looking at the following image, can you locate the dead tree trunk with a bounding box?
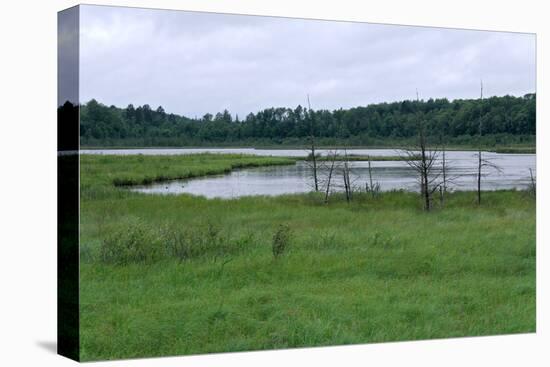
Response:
[365,154,381,198]
[477,81,483,205]
[367,155,375,198]
[324,150,338,204]
[475,81,502,204]
[401,90,440,212]
[477,147,482,205]
[310,138,318,192]
[420,133,431,211]
[342,149,351,203]
[307,94,319,192]
[440,136,447,206]
[417,89,433,211]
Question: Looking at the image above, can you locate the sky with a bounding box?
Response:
[78,5,536,118]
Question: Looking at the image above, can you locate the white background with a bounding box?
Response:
[0,0,547,366]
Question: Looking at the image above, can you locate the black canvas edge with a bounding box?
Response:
[57,4,81,362]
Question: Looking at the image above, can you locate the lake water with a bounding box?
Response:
[81,148,536,199]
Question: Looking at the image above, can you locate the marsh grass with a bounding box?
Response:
[78,154,536,361]
[80,153,296,199]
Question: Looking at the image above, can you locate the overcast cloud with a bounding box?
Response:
[79,5,536,118]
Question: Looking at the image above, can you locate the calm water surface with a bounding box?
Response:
[90,148,535,198]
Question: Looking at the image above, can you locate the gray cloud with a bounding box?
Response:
[79,5,536,118]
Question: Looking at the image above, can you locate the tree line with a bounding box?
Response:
[78,93,535,147]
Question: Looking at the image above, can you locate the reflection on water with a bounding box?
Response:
[128,150,536,199]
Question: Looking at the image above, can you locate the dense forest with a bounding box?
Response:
[77,93,536,147]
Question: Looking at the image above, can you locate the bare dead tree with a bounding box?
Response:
[305,94,319,192]
[439,152,447,205]
[438,133,449,206]
[318,149,361,203]
[477,80,483,205]
[342,149,352,203]
[475,81,502,205]
[436,138,463,204]
[441,144,447,193]
[401,90,441,211]
[367,155,374,194]
[476,154,503,205]
[365,155,380,198]
[435,137,465,206]
[323,150,338,203]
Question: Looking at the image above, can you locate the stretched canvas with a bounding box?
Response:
[58,4,536,362]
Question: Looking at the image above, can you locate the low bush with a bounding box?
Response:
[99,221,247,265]
[163,223,235,262]
[272,224,292,259]
[100,221,164,265]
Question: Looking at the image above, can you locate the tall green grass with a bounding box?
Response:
[78,154,535,361]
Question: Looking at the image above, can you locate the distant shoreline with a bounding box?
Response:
[79,145,536,154]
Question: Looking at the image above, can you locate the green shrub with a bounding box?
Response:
[99,220,246,265]
[100,222,164,265]
[163,223,236,262]
[272,224,292,259]
[163,227,192,262]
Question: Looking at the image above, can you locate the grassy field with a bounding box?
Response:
[79,154,536,361]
